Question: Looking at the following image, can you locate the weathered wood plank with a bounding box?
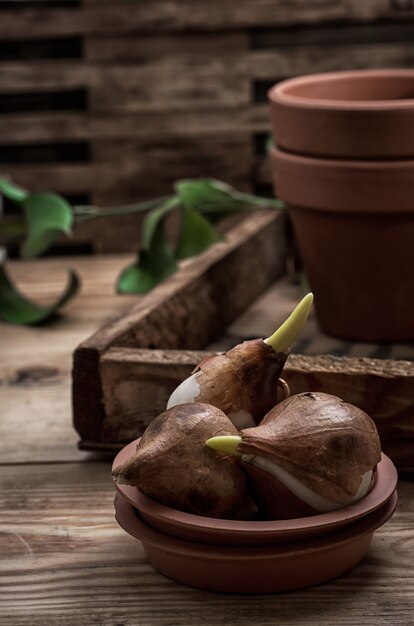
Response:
[0,107,270,143]
[87,19,414,65]
[78,212,286,353]
[251,20,414,48]
[1,164,92,193]
[0,61,88,91]
[1,138,252,223]
[99,348,209,443]
[0,254,138,464]
[0,60,248,111]
[89,64,249,114]
[5,42,408,109]
[90,137,252,209]
[85,32,248,63]
[249,42,414,80]
[0,462,412,625]
[92,348,414,470]
[1,1,413,40]
[0,113,90,143]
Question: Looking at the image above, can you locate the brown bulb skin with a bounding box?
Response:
[193,339,288,423]
[112,403,247,519]
[238,392,381,517]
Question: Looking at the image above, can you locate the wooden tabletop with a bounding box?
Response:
[1,255,413,626]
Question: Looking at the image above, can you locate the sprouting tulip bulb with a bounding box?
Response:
[206,435,242,456]
[264,293,313,353]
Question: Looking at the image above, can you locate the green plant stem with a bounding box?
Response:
[73,195,173,222]
[228,192,285,209]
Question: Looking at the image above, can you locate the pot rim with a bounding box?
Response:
[268,69,414,111]
[113,439,397,536]
[271,146,414,171]
[114,490,398,560]
[271,146,414,212]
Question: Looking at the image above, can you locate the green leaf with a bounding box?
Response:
[0,248,80,325]
[20,193,73,258]
[117,229,177,294]
[175,178,284,223]
[175,179,240,213]
[175,207,221,260]
[117,198,179,294]
[0,177,29,203]
[140,198,178,250]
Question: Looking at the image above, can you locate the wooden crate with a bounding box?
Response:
[72,210,414,471]
[2,1,414,251]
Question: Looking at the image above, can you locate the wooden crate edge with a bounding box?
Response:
[72,210,288,442]
[84,348,414,471]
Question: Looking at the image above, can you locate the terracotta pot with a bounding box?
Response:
[269,69,414,158]
[114,491,398,593]
[271,147,414,340]
[113,440,398,546]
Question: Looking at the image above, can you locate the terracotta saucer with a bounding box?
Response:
[114,490,398,593]
[113,440,398,546]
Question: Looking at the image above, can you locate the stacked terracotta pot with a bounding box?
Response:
[269,70,414,341]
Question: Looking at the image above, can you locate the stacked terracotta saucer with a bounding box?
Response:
[268,69,414,341]
[113,438,398,593]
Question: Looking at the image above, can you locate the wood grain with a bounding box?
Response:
[0,254,138,464]
[0,61,88,91]
[91,137,252,206]
[93,347,414,469]
[80,212,286,352]
[0,462,412,626]
[2,164,92,195]
[85,32,249,63]
[1,0,413,39]
[4,43,414,107]
[0,108,269,143]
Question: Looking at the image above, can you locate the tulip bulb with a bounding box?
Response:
[206,392,381,519]
[112,403,246,519]
[167,294,313,427]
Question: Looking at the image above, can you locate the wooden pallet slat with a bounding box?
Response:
[249,42,414,80]
[91,136,253,198]
[81,0,414,33]
[0,108,270,144]
[0,113,90,143]
[2,1,414,251]
[89,65,250,114]
[0,61,88,91]
[2,164,92,194]
[2,0,413,40]
[84,32,249,63]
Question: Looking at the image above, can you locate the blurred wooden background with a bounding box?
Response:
[1,0,414,251]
